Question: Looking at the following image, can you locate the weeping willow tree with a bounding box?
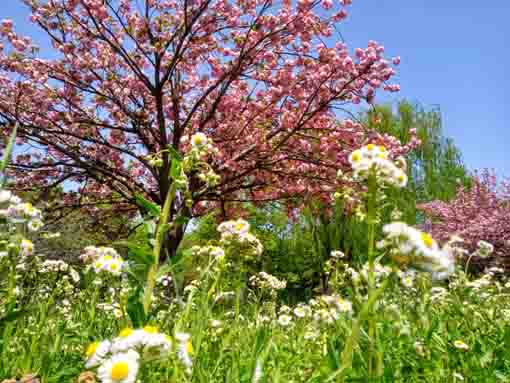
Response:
[367,101,469,225]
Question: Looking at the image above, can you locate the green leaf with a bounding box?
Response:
[128,244,155,266]
[126,288,146,327]
[167,145,183,161]
[134,194,161,217]
[170,158,182,180]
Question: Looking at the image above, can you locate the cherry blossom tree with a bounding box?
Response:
[0,0,412,257]
[419,170,510,272]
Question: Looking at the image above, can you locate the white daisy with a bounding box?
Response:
[191,132,207,148]
[277,314,292,326]
[85,340,111,368]
[175,332,193,373]
[111,328,143,353]
[293,306,307,318]
[97,349,139,383]
[20,239,34,257]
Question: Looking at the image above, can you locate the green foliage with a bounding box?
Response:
[246,102,471,290]
[368,101,470,223]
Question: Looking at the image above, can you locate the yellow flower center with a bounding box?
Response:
[104,255,113,261]
[144,325,159,334]
[111,361,129,381]
[421,232,434,248]
[119,327,133,338]
[110,263,118,271]
[366,144,375,151]
[379,145,386,152]
[193,136,204,145]
[85,342,99,358]
[235,223,245,231]
[95,261,103,269]
[186,341,193,354]
[351,151,361,162]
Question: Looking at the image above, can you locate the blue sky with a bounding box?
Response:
[2,1,509,174]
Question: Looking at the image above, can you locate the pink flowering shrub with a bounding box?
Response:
[419,170,510,271]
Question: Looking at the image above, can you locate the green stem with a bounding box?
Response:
[366,170,377,380]
[143,183,177,316]
[464,253,474,276]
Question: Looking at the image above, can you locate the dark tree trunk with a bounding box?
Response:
[161,222,186,262]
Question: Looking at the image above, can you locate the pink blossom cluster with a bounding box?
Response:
[418,170,510,271]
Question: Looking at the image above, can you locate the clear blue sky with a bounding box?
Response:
[2,1,509,174]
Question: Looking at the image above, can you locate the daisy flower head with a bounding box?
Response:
[334,297,353,313]
[277,314,293,326]
[28,218,44,232]
[191,132,208,148]
[218,218,250,238]
[175,332,193,373]
[293,306,308,318]
[91,249,125,276]
[453,340,469,351]
[105,257,124,275]
[138,325,172,357]
[20,239,34,257]
[209,246,225,260]
[382,222,455,279]
[141,326,168,347]
[348,149,363,165]
[85,340,111,368]
[348,144,408,188]
[111,328,142,353]
[233,219,250,235]
[97,349,140,383]
[331,250,345,259]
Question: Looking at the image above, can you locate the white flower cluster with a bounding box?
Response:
[189,132,217,154]
[0,189,44,231]
[359,262,393,283]
[348,144,408,188]
[182,133,221,187]
[397,269,417,288]
[331,250,345,259]
[249,272,287,291]
[80,246,125,276]
[38,259,80,283]
[218,219,263,257]
[320,295,354,315]
[272,296,354,328]
[190,245,225,260]
[381,222,455,280]
[85,326,174,382]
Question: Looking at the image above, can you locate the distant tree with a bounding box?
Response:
[419,169,510,272]
[366,101,470,224]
